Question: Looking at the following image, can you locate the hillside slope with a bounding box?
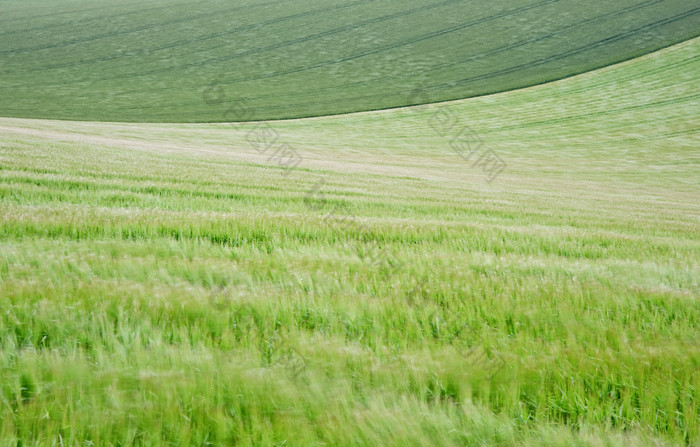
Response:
[0,39,698,445]
[0,0,698,121]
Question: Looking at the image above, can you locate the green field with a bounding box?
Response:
[0,0,698,121]
[1,32,699,445]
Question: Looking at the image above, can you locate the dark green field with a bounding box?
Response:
[0,0,698,121]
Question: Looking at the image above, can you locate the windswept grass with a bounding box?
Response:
[0,39,699,445]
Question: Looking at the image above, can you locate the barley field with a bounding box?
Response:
[1,33,698,445]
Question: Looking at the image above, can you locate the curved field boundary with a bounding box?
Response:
[116,0,684,113]
[0,0,698,122]
[119,9,699,121]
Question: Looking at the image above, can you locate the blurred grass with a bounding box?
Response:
[0,39,699,445]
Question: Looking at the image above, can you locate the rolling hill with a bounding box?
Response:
[0,36,698,445]
[0,0,698,121]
